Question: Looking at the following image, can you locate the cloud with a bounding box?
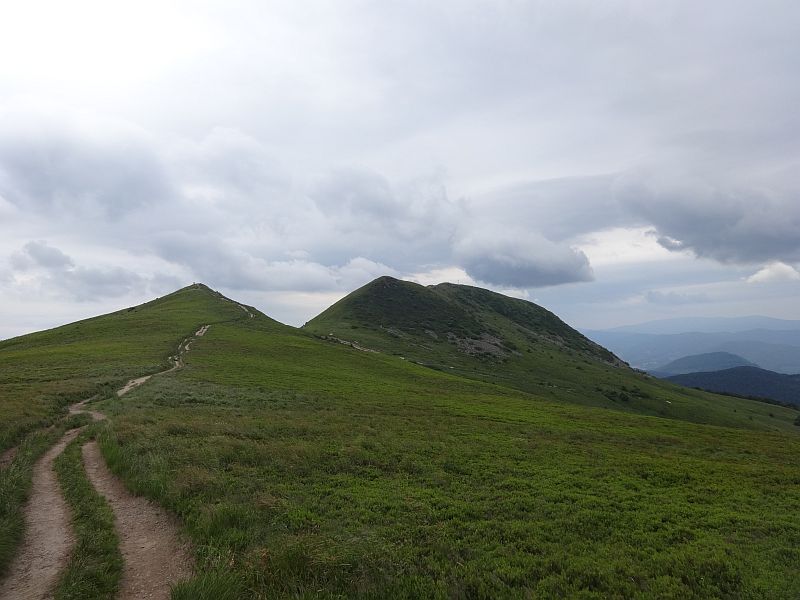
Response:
[0,110,172,220]
[11,241,74,270]
[305,168,461,269]
[3,1,800,335]
[644,290,710,305]
[615,161,800,265]
[8,240,150,300]
[746,262,800,284]
[454,231,594,288]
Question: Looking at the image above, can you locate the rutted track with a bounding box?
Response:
[82,441,193,599]
[0,324,210,599]
[0,428,82,600]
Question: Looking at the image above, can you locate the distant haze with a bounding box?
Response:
[1,1,799,338]
[606,316,800,335]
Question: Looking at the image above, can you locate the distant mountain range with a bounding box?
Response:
[590,317,800,407]
[583,328,800,374]
[667,367,800,408]
[653,352,756,376]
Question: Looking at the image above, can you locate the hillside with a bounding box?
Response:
[0,283,262,450]
[668,366,800,407]
[304,277,787,426]
[653,352,756,376]
[307,277,616,365]
[2,283,800,597]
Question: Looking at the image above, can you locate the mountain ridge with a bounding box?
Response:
[667,366,800,408]
[653,352,757,376]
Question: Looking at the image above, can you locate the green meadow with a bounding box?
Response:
[2,284,800,597]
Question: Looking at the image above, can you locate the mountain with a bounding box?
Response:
[584,329,800,374]
[0,283,262,448]
[303,276,790,422]
[608,315,800,335]
[653,352,757,376]
[305,276,618,363]
[3,282,800,597]
[668,366,800,407]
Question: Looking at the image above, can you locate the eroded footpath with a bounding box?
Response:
[0,428,82,600]
[0,323,210,599]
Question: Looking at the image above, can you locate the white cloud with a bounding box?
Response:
[746,262,800,284]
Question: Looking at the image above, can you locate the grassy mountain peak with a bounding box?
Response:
[303,276,798,426]
[306,276,617,365]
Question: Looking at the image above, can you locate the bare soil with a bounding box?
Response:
[0,428,82,600]
[68,397,106,422]
[82,441,193,599]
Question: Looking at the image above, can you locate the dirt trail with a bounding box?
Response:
[1,325,208,599]
[0,428,82,600]
[117,325,210,397]
[82,441,193,599]
[69,397,106,422]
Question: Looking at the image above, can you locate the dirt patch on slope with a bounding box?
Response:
[82,441,193,599]
[0,428,82,600]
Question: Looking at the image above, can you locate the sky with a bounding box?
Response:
[1,0,800,338]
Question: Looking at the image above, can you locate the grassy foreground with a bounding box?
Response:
[94,314,800,598]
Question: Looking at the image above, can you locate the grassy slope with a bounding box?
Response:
[304,277,798,432]
[0,284,250,451]
[0,285,254,581]
[92,312,800,598]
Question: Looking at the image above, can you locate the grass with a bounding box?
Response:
[3,283,800,597]
[93,314,800,598]
[0,284,254,581]
[54,428,122,600]
[0,414,90,577]
[0,283,251,452]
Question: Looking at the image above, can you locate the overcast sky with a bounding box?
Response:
[2,0,800,338]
